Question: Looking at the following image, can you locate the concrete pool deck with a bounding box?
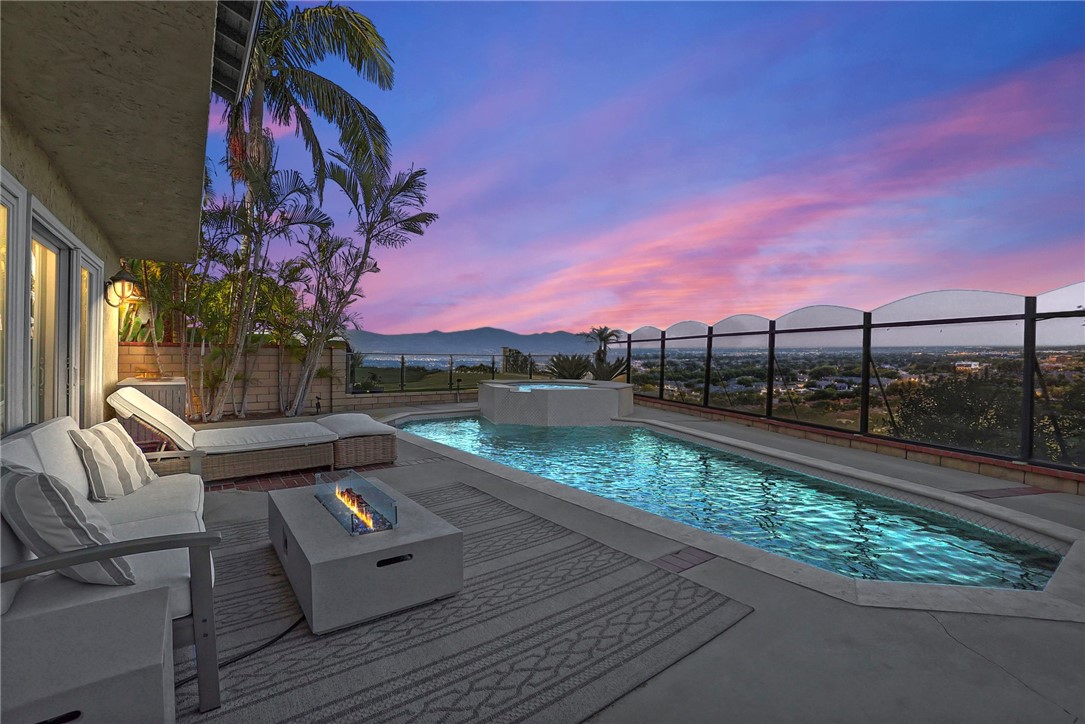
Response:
[202,402,1084,723]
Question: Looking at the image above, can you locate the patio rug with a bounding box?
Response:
[176,481,753,723]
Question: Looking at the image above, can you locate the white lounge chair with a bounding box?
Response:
[107,387,397,481]
[108,387,337,481]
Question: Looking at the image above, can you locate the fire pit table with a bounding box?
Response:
[268,473,463,634]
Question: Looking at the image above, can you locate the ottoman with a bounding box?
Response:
[317,413,398,468]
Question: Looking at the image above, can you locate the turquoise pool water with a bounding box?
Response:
[401,417,1060,589]
[511,383,591,390]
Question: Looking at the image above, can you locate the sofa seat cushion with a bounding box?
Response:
[192,422,338,454]
[110,512,210,618]
[69,420,158,501]
[317,413,395,438]
[95,474,205,526]
[1,465,135,586]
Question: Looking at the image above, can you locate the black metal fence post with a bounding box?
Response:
[702,328,713,407]
[658,331,666,400]
[1020,296,1037,461]
[448,355,454,390]
[765,321,776,418]
[626,337,633,383]
[528,354,534,379]
[399,355,406,392]
[860,312,872,434]
[491,355,496,380]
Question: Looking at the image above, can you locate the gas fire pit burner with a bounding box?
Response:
[314,474,397,535]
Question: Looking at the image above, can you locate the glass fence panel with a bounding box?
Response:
[776,305,863,331]
[499,349,539,380]
[664,336,706,403]
[1037,281,1084,314]
[869,321,1023,456]
[631,325,663,341]
[711,314,770,334]
[452,355,498,389]
[666,320,709,338]
[872,290,1024,324]
[773,329,864,430]
[708,335,768,415]
[630,340,661,395]
[348,353,404,393]
[1033,318,1085,468]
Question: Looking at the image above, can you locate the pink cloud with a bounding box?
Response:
[362,51,1083,334]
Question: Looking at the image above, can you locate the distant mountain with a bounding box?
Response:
[344,327,597,355]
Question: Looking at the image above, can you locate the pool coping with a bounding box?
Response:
[386,408,1085,622]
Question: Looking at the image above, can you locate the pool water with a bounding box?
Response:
[512,383,591,390]
[401,417,1060,589]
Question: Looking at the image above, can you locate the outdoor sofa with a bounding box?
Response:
[1,416,220,721]
[108,387,398,481]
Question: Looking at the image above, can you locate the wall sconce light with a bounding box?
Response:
[104,266,140,308]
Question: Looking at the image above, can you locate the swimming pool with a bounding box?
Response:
[401,417,1060,589]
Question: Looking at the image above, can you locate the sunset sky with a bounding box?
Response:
[206,1,1085,335]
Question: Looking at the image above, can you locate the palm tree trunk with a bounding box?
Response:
[140,262,164,377]
[277,343,287,413]
[288,330,332,417]
[209,73,269,421]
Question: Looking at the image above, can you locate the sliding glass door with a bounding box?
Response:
[2,169,104,433]
[30,235,66,423]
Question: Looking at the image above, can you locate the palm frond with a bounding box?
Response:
[281,67,390,170]
[278,4,393,89]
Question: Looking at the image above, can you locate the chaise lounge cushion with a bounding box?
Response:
[108,386,196,450]
[191,422,338,455]
[317,413,395,438]
[1,465,135,586]
[69,419,157,501]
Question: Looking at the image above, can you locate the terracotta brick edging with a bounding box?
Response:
[634,395,1085,496]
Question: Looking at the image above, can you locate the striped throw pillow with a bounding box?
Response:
[1,465,135,586]
[68,419,158,501]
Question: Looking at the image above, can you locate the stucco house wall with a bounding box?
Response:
[1,110,122,419]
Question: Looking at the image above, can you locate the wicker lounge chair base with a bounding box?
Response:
[332,434,397,469]
[150,443,334,481]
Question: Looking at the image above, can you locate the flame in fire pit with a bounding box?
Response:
[335,485,375,530]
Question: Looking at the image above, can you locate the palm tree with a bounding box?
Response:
[581,326,627,381]
[206,167,333,421]
[582,326,622,366]
[285,158,437,416]
[223,1,394,186]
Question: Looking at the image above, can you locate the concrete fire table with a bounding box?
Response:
[268,476,463,634]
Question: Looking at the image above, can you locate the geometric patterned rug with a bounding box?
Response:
[176,482,752,723]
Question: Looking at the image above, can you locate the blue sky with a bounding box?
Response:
[207,1,1085,333]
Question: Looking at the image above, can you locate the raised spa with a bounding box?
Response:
[479,379,634,426]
